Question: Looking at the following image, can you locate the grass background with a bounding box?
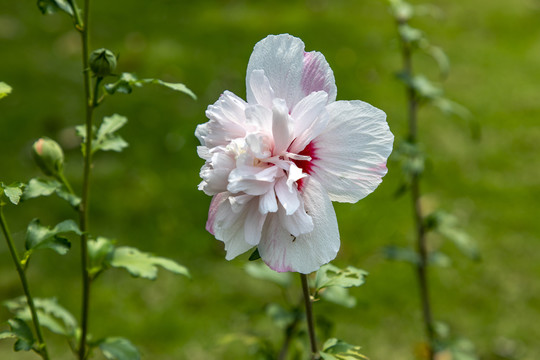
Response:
[1,0,539,359]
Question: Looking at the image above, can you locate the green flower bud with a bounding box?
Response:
[32,137,64,178]
[89,48,117,77]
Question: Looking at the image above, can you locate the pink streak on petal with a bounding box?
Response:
[206,193,226,235]
[302,51,327,96]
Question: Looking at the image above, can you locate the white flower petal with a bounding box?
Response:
[199,150,236,195]
[244,200,267,246]
[209,193,254,260]
[278,198,314,236]
[258,178,339,274]
[259,186,278,214]
[289,91,330,154]
[202,91,248,148]
[228,165,279,195]
[246,34,305,109]
[311,100,394,203]
[301,51,337,103]
[248,70,275,109]
[275,177,300,215]
[272,98,293,155]
[245,104,272,133]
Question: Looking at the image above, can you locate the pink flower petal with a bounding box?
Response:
[302,51,337,103]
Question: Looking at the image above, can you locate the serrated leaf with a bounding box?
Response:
[1,182,24,205]
[152,79,197,100]
[25,218,80,255]
[384,245,420,265]
[98,337,140,360]
[103,73,196,99]
[23,178,58,199]
[315,264,367,292]
[1,318,35,351]
[320,286,357,308]
[88,237,115,276]
[93,114,129,153]
[0,82,12,99]
[245,262,292,288]
[23,178,80,207]
[320,338,368,360]
[110,247,190,280]
[4,297,77,337]
[37,0,74,16]
[104,73,140,94]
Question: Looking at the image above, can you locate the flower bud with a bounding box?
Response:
[89,48,117,77]
[32,137,64,178]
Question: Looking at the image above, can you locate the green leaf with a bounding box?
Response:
[98,337,140,360]
[398,24,424,44]
[384,245,420,265]
[315,264,367,292]
[389,0,414,21]
[429,251,452,267]
[320,338,368,360]
[425,210,480,260]
[0,82,12,99]
[23,178,58,199]
[245,262,292,288]
[4,297,77,337]
[25,218,80,255]
[104,72,197,100]
[1,182,24,205]
[104,73,140,94]
[88,237,115,276]
[37,0,74,16]
[0,318,35,351]
[248,248,261,261]
[394,141,425,177]
[151,79,197,100]
[23,178,81,207]
[110,247,190,280]
[93,114,129,153]
[423,45,450,78]
[432,97,472,119]
[320,286,357,308]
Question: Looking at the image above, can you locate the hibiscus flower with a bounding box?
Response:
[196,34,394,274]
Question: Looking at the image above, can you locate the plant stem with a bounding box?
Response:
[0,207,50,360]
[300,274,318,360]
[277,309,300,360]
[74,0,95,358]
[398,20,435,360]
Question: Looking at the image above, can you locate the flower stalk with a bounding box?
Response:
[397,17,435,360]
[68,0,97,358]
[0,207,50,360]
[300,274,319,360]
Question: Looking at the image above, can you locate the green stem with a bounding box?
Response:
[300,274,319,360]
[398,19,435,360]
[75,0,95,358]
[0,207,50,360]
[57,172,75,195]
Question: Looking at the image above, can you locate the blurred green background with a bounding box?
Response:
[1,0,539,359]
